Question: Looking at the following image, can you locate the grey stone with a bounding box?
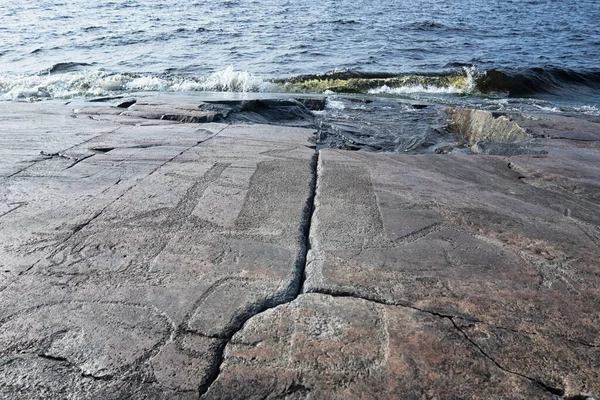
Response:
[203,293,550,399]
[2,98,600,399]
[303,145,600,397]
[200,109,599,400]
[0,97,316,397]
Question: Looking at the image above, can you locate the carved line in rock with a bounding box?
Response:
[305,289,593,399]
[144,167,231,275]
[2,125,122,181]
[0,202,27,219]
[180,276,258,337]
[507,160,600,227]
[0,299,177,382]
[308,209,600,350]
[33,129,229,271]
[281,152,597,399]
[0,125,228,297]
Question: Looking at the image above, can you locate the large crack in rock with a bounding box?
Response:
[2,98,600,399]
[197,151,319,397]
[201,293,557,399]
[0,100,319,398]
[297,148,600,398]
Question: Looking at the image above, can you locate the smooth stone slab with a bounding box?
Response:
[0,98,316,397]
[304,146,600,398]
[203,293,549,399]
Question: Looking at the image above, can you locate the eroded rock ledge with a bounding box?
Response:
[1,97,599,399]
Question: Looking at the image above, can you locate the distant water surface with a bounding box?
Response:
[0,0,599,108]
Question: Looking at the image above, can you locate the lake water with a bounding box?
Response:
[1,0,599,152]
[1,0,598,103]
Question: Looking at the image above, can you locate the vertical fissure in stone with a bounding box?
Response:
[198,149,320,398]
[297,150,319,295]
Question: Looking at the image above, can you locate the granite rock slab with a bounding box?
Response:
[300,116,600,397]
[0,98,316,398]
[205,109,599,400]
[196,110,600,399]
[203,293,551,399]
[2,99,600,399]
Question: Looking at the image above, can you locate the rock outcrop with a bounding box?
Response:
[1,98,599,399]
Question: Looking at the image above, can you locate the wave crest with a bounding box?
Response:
[2,65,599,102]
[475,67,600,96]
[0,66,273,100]
[278,67,477,95]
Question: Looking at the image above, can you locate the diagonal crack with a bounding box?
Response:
[448,317,567,397]
[65,154,95,170]
[196,147,575,399]
[4,127,121,180]
[306,287,585,399]
[37,353,70,363]
[0,202,26,219]
[18,125,230,280]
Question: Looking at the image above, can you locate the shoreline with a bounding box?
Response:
[0,95,599,399]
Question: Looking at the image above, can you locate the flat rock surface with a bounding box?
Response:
[0,98,316,398]
[209,111,600,399]
[299,121,599,397]
[1,99,599,399]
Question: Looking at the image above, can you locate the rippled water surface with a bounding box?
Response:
[0,0,599,105]
[2,0,599,75]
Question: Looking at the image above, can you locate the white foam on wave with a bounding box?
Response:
[534,104,562,113]
[0,66,274,101]
[573,105,600,116]
[367,66,477,96]
[368,84,465,95]
[201,65,274,92]
[326,98,346,110]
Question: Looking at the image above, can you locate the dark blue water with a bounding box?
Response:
[0,0,599,108]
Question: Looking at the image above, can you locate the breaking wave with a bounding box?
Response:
[276,68,477,95]
[1,64,599,102]
[475,67,600,96]
[0,65,275,100]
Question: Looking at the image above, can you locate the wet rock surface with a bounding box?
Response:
[1,97,599,399]
[77,97,318,127]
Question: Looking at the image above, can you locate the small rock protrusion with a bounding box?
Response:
[116,99,137,108]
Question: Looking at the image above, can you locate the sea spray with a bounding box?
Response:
[0,66,274,101]
[200,65,275,92]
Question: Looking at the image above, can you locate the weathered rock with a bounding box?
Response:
[470,140,547,155]
[74,97,317,127]
[303,146,600,398]
[2,98,600,399]
[0,97,316,397]
[511,112,600,141]
[447,108,529,144]
[203,293,551,399]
